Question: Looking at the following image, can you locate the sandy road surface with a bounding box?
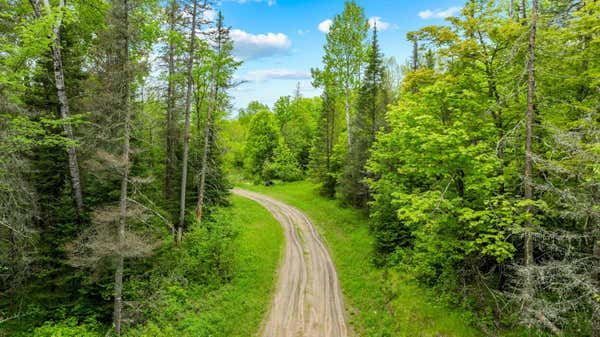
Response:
[233,188,349,337]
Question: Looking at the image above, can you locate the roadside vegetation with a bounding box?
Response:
[126,195,283,337]
[236,179,482,337]
[1,0,597,335]
[225,1,599,335]
[12,195,283,337]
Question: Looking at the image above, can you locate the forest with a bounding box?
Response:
[0,0,598,336]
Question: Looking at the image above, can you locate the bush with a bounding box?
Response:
[181,213,237,285]
[32,318,99,337]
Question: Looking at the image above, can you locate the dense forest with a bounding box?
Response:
[0,0,599,336]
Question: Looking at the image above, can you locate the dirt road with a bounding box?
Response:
[233,188,349,337]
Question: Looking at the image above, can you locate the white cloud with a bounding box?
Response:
[318,19,332,33]
[238,69,311,83]
[368,16,398,31]
[418,6,461,19]
[230,29,291,60]
[319,17,397,34]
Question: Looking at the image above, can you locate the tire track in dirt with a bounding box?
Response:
[232,188,348,337]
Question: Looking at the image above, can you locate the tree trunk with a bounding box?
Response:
[178,0,199,243]
[345,88,351,149]
[520,0,527,20]
[326,93,332,173]
[196,73,216,221]
[509,0,514,18]
[30,0,84,215]
[113,249,124,335]
[523,0,537,313]
[165,0,177,238]
[114,75,131,337]
[197,6,220,221]
[593,237,600,337]
[113,0,130,334]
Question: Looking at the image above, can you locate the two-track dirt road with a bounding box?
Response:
[232,188,349,337]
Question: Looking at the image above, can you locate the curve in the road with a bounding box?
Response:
[232,188,349,337]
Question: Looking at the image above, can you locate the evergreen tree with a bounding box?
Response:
[309,91,338,197]
[195,11,241,221]
[340,26,388,208]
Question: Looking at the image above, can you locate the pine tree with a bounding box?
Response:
[340,26,388,208]
[309,91,337,197]
[196,11,240,221]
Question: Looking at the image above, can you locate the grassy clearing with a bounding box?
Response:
[235,179,482,337]
[130,195,283,337]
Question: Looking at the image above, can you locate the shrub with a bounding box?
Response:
[181,213,237,285]
[32,318,99,337]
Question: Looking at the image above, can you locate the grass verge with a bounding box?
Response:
[129,194,283,337]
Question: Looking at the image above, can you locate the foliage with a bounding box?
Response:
[0,1,242,335]
[2,0,599,335]
[180,213,237,284]
[274,94,321,170]
[126,195,283,336]
[243,109,280,179]
[32,318,100,337]
[310,0,369,198]
[238,100,269,126]
[262,143,303,182]
[308,91,340,197]
[340,26,389,207]
[237,179,482,337]
[313,0,368,98]
[365,1,600,334]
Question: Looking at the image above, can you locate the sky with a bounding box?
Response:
[212,0,466,111]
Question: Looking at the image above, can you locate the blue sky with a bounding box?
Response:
[213,0,465,110]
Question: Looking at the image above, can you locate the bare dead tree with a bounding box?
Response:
[177,0,202,244]
[522,0,537,318]
[0,154,37,295]
[112,0,130,333]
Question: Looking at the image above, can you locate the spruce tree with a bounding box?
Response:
[309,91,338,197]
[340,26,387,207]
[196,11,240,220]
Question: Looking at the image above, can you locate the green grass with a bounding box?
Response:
[130,195,284,337]
[235,179,482,337]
